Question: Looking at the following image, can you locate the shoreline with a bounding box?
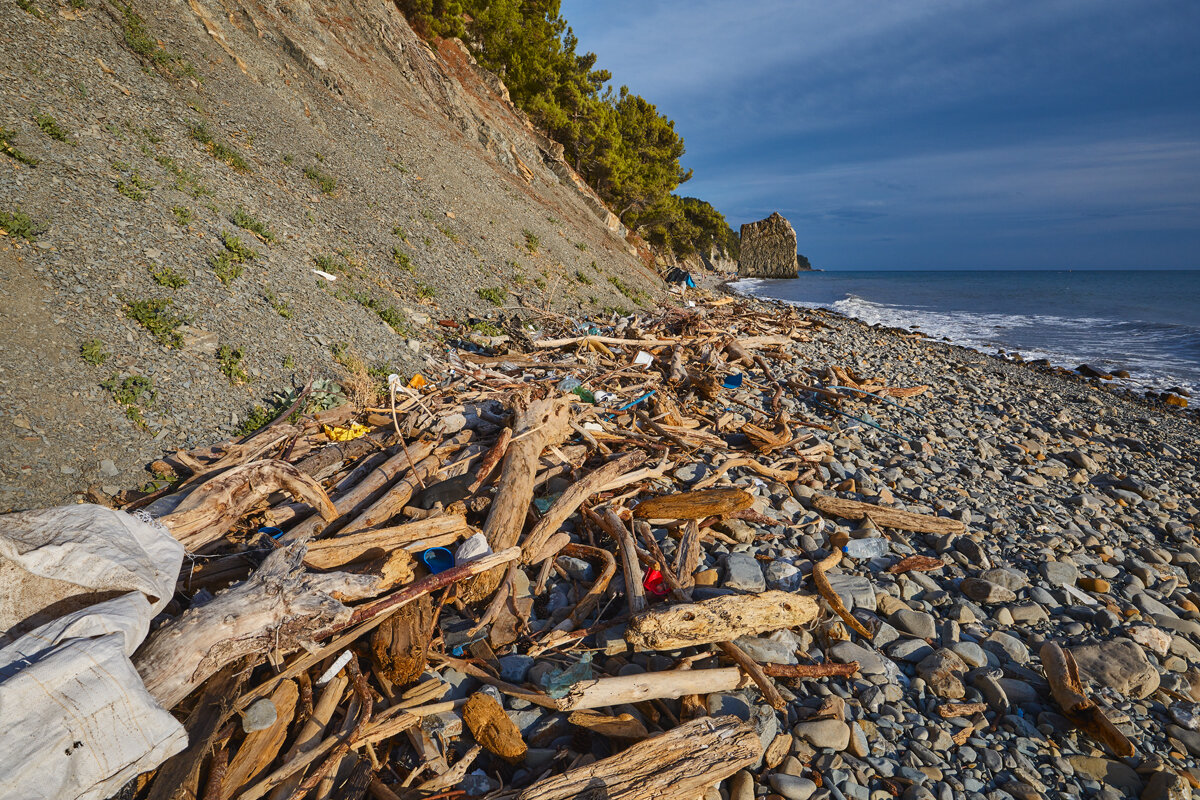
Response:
[719,275,1197,421]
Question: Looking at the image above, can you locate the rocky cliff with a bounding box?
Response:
[0,0,662,509]
[737,212,803,278]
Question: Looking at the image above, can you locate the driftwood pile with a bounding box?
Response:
[101,297,1113,799]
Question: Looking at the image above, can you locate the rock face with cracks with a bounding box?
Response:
[738,212,803,278]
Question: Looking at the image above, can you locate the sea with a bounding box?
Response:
[731,270,1200,397]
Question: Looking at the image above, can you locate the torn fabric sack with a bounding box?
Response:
[0,505,187,800]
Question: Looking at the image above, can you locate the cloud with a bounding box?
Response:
[560,0,1200,267]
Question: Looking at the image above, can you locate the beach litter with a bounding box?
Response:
[2,294,1198,799]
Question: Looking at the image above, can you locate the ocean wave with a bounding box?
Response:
[734,281,1199,395]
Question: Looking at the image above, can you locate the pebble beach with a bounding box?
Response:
[667,291,1200,800]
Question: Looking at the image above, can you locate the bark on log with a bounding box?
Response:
[221,680,298,798]
[558,667,745,711]
[369,595,433,687]
[302,516,469,570]
[764,662,860,679]
[633,488,753,520]
[512,715,759,800]
[161,460,336,552]
[144,662,248,800]
[624,590,820,651]
[463,692,526,763]
[811,494,965,535]
[280,440,437,543]
[741,422,791,455]
[292,427,396,477]
[520,451,645,562]
[336,453,444,536]
[463,397,571,601]
[135,543,382,709]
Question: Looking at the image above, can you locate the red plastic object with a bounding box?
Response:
[643,569,668,597]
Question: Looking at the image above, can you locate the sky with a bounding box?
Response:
[559,0,1200,269]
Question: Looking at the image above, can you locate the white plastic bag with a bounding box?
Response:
[0,505,187,800]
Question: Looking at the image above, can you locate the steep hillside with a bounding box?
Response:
[0,0,663,509]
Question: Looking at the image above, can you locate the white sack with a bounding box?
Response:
[0,505,187,800]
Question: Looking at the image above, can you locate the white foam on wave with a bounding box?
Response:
[728,278,768,294]
[734,281,1199,396]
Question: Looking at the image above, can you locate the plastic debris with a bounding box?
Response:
[322,422,370,441]
[422,546,455,573]
[455,532,492,562]
[316,650,353,685]
[544,652,595,698]
[0,505,186,800]
[643,568,668,597]
[722,373,743,389]
[533,493,563,513]
[842,537,890,559]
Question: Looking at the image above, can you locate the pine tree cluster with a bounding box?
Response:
[396,0,739,259]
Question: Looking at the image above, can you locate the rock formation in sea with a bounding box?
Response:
[738,212,806,278]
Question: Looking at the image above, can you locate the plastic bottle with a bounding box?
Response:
[842,537,889,559]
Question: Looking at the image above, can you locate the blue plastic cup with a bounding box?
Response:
[422,547,455,574]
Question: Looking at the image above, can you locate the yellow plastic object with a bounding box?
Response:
[323,422,370,441]
[408,373,427,390]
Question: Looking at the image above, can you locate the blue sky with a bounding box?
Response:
[559,0,1200,269]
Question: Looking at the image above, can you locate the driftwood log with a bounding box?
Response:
[135,543,383,709]
[302,515,470,570]
[624,590,820,650]
[143,662,248,800]
[220,679,298,798]
[597,507,646,614]
[336,452,444,535]
[557,667,745,711]
[811,494,966,535]
[520,450,645,562]
[291,425,396,477]
[161,460,336,552]
[511,715,760,800]
[464,396,571,601]
[280,440,438,543]
[633,487,753,520]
